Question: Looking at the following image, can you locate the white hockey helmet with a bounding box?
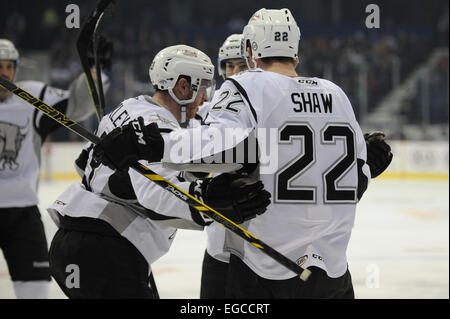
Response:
[242,8,301,68]
[0,39,19,64]
[217,33,244,78]
[149,45,215,105]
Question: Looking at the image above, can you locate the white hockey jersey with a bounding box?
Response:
[1,81,69,208]
[48,96,204,271]
[0,73,107,209]
[162,69,371,279]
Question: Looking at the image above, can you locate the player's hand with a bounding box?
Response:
[364,131,393,178]
[93,117,164,171]
[189,173,271,225]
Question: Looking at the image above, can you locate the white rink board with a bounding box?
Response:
[39,141,449,180]
[0,178,448,299]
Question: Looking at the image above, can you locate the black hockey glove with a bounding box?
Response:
[364,131,393,178]
[93,117,164,172]
[189,173,271,226]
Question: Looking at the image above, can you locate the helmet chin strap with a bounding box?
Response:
[180,105,186,123]
[167,87,197,125]
[168,87,197,106]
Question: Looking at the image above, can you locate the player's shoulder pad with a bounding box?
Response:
[16,80,46,97]
[309,77,345,94]
[229,67,264,81]
[224,70,265,123]
[127,95,180,132]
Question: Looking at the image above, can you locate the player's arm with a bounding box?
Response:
[71,114,203,230]
[33,72,110,141]
[130,160,270,227]
[335,84,371,200]
[161,80,257,168]
[92,80,257,170]
[91,111,270,227]
[109,114,269,227]
[65,70,111,122]
[334,82,393,182]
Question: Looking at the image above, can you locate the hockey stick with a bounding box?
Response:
[0,77,312,282]
[77,0,114,120]
[92,2,114,115]
[77,0,162,297]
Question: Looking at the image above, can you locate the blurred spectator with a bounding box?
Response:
[0,0,447,140]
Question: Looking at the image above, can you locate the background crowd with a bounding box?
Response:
[1,0,448,140]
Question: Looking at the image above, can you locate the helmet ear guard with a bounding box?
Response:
[241,38,256,71]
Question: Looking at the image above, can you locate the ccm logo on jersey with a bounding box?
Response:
[297,79,318,85]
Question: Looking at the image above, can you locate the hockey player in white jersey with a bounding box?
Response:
[0,39,109,299]
[93,8,393,298]
[48,44,271,298]
[195,31,390,299]
[202,8,391,298]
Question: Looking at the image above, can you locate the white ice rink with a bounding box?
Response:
[0,178,448,299]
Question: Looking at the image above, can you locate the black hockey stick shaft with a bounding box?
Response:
[77,0,114,120]
[0,78,311,281]
[93,5,114,114]
[93,22,106,115]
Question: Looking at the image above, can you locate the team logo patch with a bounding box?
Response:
[296,255,308,267]
[252,42,258,51]
[0,120,29,171]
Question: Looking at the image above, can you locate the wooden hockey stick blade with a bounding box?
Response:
[0,77,312,281]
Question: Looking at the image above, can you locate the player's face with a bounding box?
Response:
[225,58,247,77]
[0,60,16,100]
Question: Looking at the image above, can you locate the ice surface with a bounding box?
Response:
[0,178,448,299]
